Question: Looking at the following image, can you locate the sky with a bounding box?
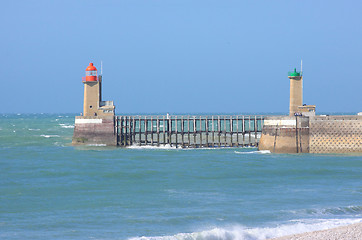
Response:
[1,0,361,114]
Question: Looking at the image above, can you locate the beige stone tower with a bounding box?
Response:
[82,63,115,117]
[288,68,303,116]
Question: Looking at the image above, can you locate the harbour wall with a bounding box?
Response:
[72,114,362,153]
[258,116,309,153]
[309,115,362,153]
[72,115,264,147]
[259,115,362,153]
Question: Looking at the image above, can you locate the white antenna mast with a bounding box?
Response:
[301,59,303,74]
[101,61,103,75]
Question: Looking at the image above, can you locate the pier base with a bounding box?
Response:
[259,115,362,153]
[259,116,309,153]
[72,116,117,146]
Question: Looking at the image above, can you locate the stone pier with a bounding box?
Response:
[72,116,117,146]
[259,115,362,153]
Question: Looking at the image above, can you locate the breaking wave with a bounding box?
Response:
[127,144,181,150]
[128,218,361,240]
[40,135,60,138]
[59,123,74,128]
[234,150,271,154]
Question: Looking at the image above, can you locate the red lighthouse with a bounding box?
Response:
[73,62,116,146]
[81,62,115,117]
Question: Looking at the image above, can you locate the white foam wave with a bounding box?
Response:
[59,124,74,129]
[28,128,40,131]
[40,135,60,138]
[86,144,107,146]
[182,147,227,150]
[54,142,66,147]
[128,218,361,240]
[127,144,181,150]
[234,150,271,154]
[258,150,271,154]
[128,146,257,151]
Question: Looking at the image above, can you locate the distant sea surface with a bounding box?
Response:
[0,114,361,240]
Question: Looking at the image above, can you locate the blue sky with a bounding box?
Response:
[1,0,361,114]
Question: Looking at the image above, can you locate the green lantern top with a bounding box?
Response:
[288,68,301,77]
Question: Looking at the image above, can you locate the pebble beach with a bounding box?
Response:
[271,222,362,240]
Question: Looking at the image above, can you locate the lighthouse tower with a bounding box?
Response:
[288,67,316,116]
[288,68,303,116]
[82,63,115,117]
[73,63,117,146]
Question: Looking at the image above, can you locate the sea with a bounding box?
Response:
[0,113,361,240]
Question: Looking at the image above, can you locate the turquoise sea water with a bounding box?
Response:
[0,114,361,240]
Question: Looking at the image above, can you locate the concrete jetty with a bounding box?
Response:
[259,115,362,153]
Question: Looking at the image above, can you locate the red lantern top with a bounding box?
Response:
[85,63,97,82]
[86,63,97,71]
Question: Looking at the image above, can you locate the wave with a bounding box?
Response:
[40,135,60,138]
[182,147,230,150]
[285,205,362,217]
[234,150,271,154]
[28,128,40,131]
[127,145,258,151]
[59,124,74,129]
[126,145,246,150]
[128,218,361,240]
[127,144,181,150]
